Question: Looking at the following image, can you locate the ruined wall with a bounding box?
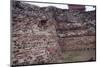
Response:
[11,1,96,66]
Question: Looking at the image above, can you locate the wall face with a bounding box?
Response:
[68,5,85,11]
[11,1,96,66]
